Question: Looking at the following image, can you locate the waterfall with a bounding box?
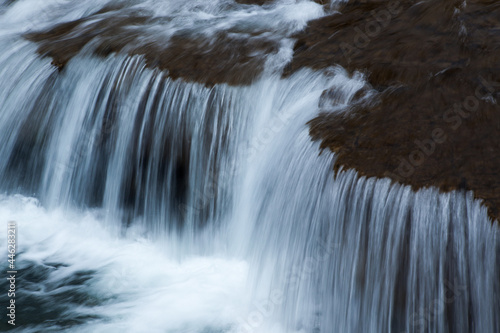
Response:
[0,0,498,332]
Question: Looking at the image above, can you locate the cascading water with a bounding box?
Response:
[0,0,498,332]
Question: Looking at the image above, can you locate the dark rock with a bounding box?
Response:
[294,0,500,223]
[25,8,279,86]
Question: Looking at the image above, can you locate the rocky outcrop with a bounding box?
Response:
[287,0,500,222]
[25,6,279,86]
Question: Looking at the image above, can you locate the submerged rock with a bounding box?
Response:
[289,0,500,222]
[25,6,279,86]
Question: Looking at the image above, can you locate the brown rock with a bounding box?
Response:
[25,8,279,86]
[292,0,500,223]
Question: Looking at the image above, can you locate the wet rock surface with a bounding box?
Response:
[289,0,500,222]
[25,6,280,86]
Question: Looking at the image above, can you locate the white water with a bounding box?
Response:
[0,1,498,332]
